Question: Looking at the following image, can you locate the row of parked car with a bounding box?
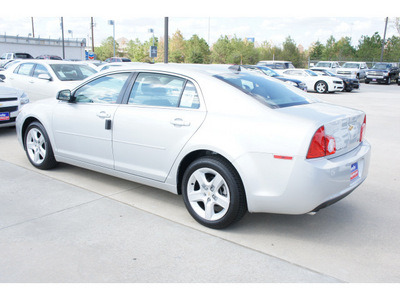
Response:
[257,59,400,93]
[0,56,398,129]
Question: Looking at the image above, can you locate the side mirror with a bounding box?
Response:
[57,89,72,101]
[0,74,5,81]
[38,73,52,81]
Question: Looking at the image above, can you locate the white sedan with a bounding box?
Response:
[0,84,30,128]
[279,69,344,93]
[2,60,97,101]
[16,64,371,229]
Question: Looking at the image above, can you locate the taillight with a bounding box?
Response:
[360,115,366,142]
[307,126,336,159]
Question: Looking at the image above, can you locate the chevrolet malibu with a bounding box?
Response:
[16,64,371,229]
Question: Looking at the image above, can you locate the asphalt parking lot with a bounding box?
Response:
[0,82,399,284]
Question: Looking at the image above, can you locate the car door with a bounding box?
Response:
[25,63,56,101]
[6,62,35,93]
[112,72,206,182]
[52,72,132,169]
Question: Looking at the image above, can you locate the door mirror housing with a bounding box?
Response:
[38,73,52,81]
[57,89,73,101]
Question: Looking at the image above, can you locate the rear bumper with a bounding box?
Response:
[236,141,371,214]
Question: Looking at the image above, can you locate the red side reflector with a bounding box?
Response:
[274,155,293,160]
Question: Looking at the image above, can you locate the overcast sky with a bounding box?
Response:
[1,1,399,50]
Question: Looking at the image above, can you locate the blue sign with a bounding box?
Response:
[149,46,157,58]
[247,37,255,43]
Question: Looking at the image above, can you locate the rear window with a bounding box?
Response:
[214,71,316,108]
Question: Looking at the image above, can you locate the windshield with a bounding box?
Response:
[305,70,318,76]
[315,62,331,67]
[259,67,279,77]
[372,63,390,70]
[214,72,316,108]
[50,64,97,81]
[342,63,360,68]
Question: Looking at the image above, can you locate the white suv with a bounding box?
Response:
[312,61,341,73]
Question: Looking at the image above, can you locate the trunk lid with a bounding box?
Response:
[281,102,366,157]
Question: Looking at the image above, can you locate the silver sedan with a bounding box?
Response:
[16,64,371,229]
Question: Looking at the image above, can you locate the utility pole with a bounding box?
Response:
[91,17,95,52]
[61,17,65,59]
[164,17,168,63]
[380,17,388,62]
[31,17,35,38]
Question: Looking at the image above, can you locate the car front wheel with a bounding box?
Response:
[24,122,57,170]
[315,81,328,93]
[182,156,247,229]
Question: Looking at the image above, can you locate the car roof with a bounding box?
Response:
[101,63,250,78]
[12,59,91,65]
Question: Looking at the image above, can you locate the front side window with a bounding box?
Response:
[33,64,50,78]
[128,72,200,108]
[73,73,131,104]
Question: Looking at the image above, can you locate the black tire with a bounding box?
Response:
[365,80,370,84]
[315,81,328,93]
[181,156,247,229]
[386,77,391,85]
[24,122,57,170]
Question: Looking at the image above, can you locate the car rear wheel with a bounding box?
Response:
[315,81,328,93]
[24,122,57,170]
[182,156,247,229]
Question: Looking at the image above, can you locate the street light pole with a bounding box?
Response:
[108,20,115,57]
[380,17,388,62]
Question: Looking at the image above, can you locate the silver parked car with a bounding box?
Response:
[16,64,371,229]
[0,84,30,128]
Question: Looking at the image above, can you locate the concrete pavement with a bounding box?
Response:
[1,83,400,283]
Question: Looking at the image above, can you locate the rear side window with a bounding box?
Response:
[128,72,200,109]
[215,71,316,108]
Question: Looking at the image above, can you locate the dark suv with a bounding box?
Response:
[365,62,399,84]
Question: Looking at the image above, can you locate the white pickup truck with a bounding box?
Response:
[336,62,368,80]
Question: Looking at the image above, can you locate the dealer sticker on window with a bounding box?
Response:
[351,162,359,181]
[0,112,10,121]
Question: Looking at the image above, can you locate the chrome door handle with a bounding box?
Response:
[96,111,111,118]
[171,118,191,127]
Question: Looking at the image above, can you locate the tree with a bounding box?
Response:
[210,35,232,64]
[384,35,400,61]
[185,34,211,63]
[169,30,186,63]
[309,41,325,60]
[281,36,305,68]
[126,38,147,62]
[95,36,119,61]
[356,32,382,61]
[324,35,338,60]
[336,37,356,61]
